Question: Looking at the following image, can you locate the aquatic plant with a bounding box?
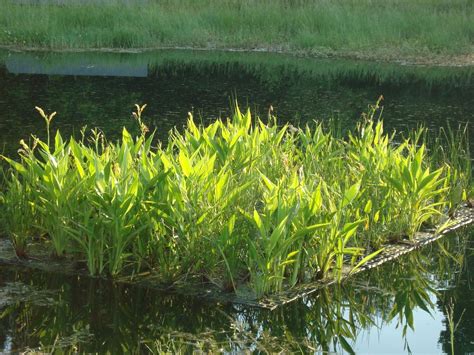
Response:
[0,173,35,257]
[0,101,470,297]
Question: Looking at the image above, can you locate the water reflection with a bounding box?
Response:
[0,230,472,353]
[0,50,472,158]
[5,51,148,77]
[0,49,473,352]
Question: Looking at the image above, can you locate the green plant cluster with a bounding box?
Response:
[0,101,469,297]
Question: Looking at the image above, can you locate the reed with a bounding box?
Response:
[0,100,469,297]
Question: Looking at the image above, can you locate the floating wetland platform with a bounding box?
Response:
[0,205,473,310]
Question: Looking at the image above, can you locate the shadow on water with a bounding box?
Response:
[0,229,472,353]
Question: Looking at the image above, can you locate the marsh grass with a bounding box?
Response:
[0,0,472,58]
[0,100,469,297]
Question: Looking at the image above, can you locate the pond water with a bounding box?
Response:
[0,230,472,353]
[0,49,473,353]
[0,50,473,154]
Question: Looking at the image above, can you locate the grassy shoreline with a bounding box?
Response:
[0,0,473,66]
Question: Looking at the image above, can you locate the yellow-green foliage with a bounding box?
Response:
[0,102,469,297]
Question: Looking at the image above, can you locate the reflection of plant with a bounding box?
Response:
[385,255,436,336]
[348,247,459,353]
[0,236,467,353]
[435,230,473,355]
[300,286,371,354]
[445,298,465,355]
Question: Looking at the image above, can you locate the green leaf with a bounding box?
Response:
[386,176,404,194]
[1,155,27,175]
[364,199,372,214]
[54,130,64,152]
[310,183,323,214]
[222,181,252,209]
[349,248,384,276]
[253,209,263,228]
[342,181,361,208]
[275,125,288,145]
[178,151,193,177]
[122,127,133,145]
[402,165,413,188]
[268,216,289,254]
[279,259,296,267]
[215,171,229,200]
[294,222,330,238]
[417,168,443,194]
[412,290,432,314]
[160,153,173,172]
[196,211,209,225]
[286,250,299,259]
[259,172,276,191]
[342,220,364,244]
[73,156,85,178]
[339,335,356,355]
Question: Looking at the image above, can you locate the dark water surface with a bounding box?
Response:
[0,49,473,353]
[0,230,473,353]
[0,50,472,154]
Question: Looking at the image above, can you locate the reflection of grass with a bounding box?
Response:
[2,244,462,353]
[0,100,470,298]
[445,298,466,355]
[0,0,472,60]
[1,49,472,89]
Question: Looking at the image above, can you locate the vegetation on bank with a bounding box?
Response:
[0,100,471,297]
[0,0,472,61]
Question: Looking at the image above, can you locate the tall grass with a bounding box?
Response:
[0,100,469,297]
[0,0,472,58]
